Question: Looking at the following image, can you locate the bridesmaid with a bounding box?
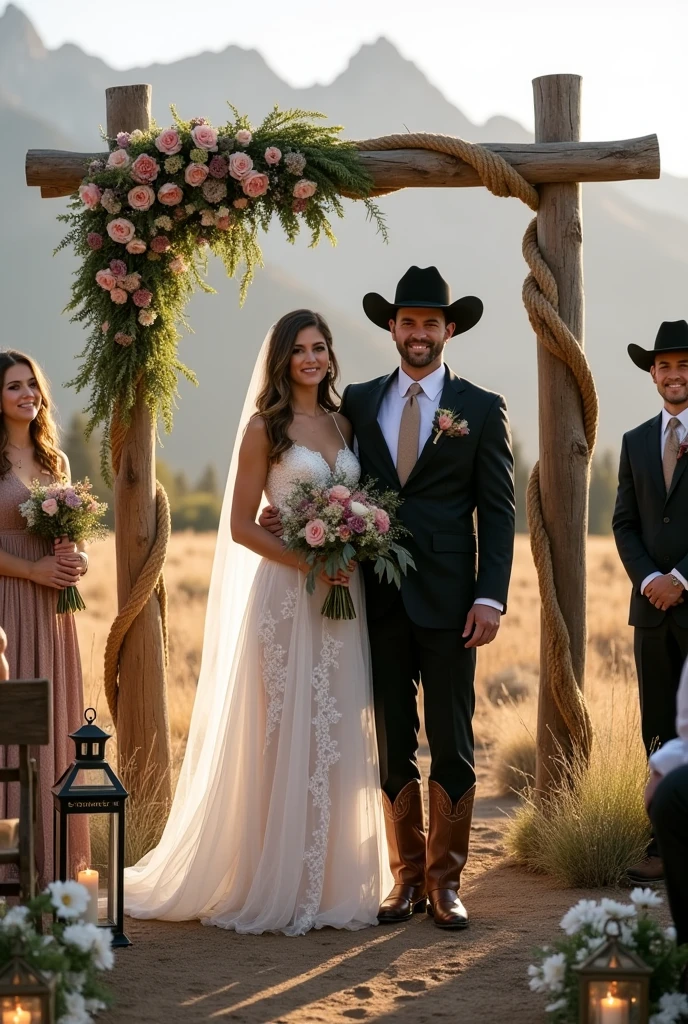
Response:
[0,350,90,885]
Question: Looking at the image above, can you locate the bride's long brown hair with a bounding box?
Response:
[0,350,63,480]
[255,310,341,466]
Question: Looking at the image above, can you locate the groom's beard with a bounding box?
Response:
[395,337,445,368]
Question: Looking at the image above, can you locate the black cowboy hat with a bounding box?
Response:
[362,266,483,334]
[628,320,688,372]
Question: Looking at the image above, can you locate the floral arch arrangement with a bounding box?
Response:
[57,105,385,463]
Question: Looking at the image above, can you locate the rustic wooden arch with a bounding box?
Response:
[25,76,660,802]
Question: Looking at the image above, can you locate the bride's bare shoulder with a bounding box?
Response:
[242,414,270,451]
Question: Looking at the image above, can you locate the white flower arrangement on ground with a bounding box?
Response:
[528,889,688,1022]
[0,882,114,1024]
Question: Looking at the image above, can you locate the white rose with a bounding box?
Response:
[350,501,369,516]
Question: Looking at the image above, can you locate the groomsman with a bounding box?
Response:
[613,320,688,883]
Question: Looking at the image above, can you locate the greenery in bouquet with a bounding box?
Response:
[0,882,114,1024]
[281,477,415,620]
[527,889,688,1023]
[18,478,109,613]
[56,104,386,474]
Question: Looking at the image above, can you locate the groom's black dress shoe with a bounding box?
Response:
[426,780,475,930]
[378,780,427,923]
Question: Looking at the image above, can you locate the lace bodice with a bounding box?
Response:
[266,444,361,511]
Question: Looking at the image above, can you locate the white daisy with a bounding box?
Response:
[47,880,89,920]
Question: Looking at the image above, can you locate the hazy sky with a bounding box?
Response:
[10,0,688,176]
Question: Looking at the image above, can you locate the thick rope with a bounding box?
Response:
[103,412,170,727]
[356,133,595,756]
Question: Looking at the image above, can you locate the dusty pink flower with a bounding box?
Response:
[284,151,306,175]
[348,515,367,535]
[264,146,282,165]
[173,206,186,220]
[106,148,131,172]
[189,117,207,127]
[101,321,109,334]
[437,414,453,431]
[95,269,117,291]
[169,256,188,274]
[126,238,147,254]
[131,153,160,183]
[106,218,136,244]
[121,273,142,293]
[215,215,232,231]
[64,489,81,509]
[228,152,253,180]
[138,308,157,326]
[154,128,182,155]
[133,288,153,308]
[337,525,352,542]
[114,332,133,347]
[150,235,171,253]
[200,210,215,227]
[208,155,229,178]
[191,124,218,151]
[79,183,102,209]
[304,519,326,548]
[328,484,351,502]
[293,179,317,200]
[185,162,209,187]
[292,198,308,213]
[100,190,121,215]
[110,288,128,304]
[196,236,209,247]
[157,182,184,206]
[235,128,252,146]
[88,159,105,174]
[202,179,228,203]
[128,184,156,211]
[374,508,390,534]
[233,197,248,210]
[86,232,103,250]
[109,259,127,278]
[41,498,58,516]
[242,171,269,198]
[116,131,131,148]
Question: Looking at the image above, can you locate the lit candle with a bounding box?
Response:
[599,991,629,1024]
[2,1005,31,1024]
[77,868,99,925]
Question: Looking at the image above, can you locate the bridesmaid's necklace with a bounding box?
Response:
[7,442,33,470]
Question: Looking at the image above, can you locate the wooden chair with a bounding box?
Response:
[0,680,52,901]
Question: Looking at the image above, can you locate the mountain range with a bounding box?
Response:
[1,1,687,475]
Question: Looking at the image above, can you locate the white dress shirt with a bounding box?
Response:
[376,364,503,613]
[640,406,688,596]
[650,655,688,776]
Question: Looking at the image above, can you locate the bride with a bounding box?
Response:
[124,309,391,934]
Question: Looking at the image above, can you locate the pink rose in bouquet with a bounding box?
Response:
[264,146,282,165]
[235,129,252,146]
[304,520,327,548]
[133,289,153,308]
[228,152,253,180]
[107,149,131,171]
[155,128,182,155]
[95,269,117,291]
[110,288,128,304]
[374,508,390,534]
[79,183,102,209]
[106,218,136,244]
[126,238,147,254]
[242,172,270,198]
[191,124,219,151]
[157,182,184,206]
[128,185,156,211]
[41,498,58,516]
[293,179,318,200]
[233,198,249,210]
[185,162,209,187]
[328,485,351,503]
[131,153,160,184]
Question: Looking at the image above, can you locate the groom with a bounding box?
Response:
[342,266,515,928]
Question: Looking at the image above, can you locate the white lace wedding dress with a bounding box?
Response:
[124,436,391,935]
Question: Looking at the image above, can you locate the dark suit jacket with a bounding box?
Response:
[613,413,688,628]
[340,366,515,630]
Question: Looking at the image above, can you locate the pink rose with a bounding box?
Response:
[41,498,58,516]
[95,269,117,291]
[106,149,131,171]
[264,146,282,165]
[328,485,351,503]
[110,288,128,304]
[293,179,318,200]
[128,184,156,211]
[114,332,134,347]
[374,508,390,534]
[216,216,232,231]
[169,256,188,274]
[184,162,209,187]
[131,153,160,184]
[208,155,229,178]
[304,519,326,548]
[241,171,269,198]
[154,128,182,155]
[337,525,352,542]
[79,183,101,209]
[133,289,153,308]
[126,238,147,254]
[157,182,184,206]
[150,235,171,253]
[228,152,253,180]
[235,129,252,146]
[106,218,136,244]
[87,232,103,250]
[233,198,248,210]
[437,414,453,431]
[191,124,218,151]
[101,321,109,334]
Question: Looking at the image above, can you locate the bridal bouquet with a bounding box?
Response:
[19,478,109,613]
[281,479,415,620]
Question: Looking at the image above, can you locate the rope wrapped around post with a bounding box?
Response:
[103,413,170,727]
[356,132,595,757]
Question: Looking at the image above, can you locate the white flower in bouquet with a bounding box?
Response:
[48,880,90,920]
[630,886,664,909]
[545,997,568,1013]
[664,925,677,941]
[560,898,602,935]
[650,992,688,1024]
[91,927,115,970]
[597,897,637,929]
[0,904,31,933]
[527,964,547,994]
[59,988,89,1024]
[540,952,567,993]
[350,501,369,517]
[63,922,100,954]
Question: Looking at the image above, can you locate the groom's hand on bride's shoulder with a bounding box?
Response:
[259,504,283,537]
[463,604,501,648]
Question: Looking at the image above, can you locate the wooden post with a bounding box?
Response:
[533,75,589,790]
[106,84,172,803]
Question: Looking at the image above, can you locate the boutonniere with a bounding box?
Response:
[432,408,470,445]
[678,440,688,460]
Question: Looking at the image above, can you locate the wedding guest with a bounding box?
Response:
[646,657,688,947]
[0,626,9,680]
[0,350,89,885]
[613,321,688,883]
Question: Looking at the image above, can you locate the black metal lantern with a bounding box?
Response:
[574,922,651,1024]
[52,709,130,947]
[0,955,56,1024]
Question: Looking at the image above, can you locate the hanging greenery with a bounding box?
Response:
[56,104,386,468]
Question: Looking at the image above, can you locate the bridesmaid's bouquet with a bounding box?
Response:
[281,479,415,620]
[19,478,109,613]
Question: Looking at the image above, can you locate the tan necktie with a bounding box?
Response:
[663,416,681,491]
[397,383,423,486]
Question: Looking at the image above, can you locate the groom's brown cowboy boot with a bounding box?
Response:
[426,780,475,929]
[378,780,427,922]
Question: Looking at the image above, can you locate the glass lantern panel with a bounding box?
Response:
[79,813,119,928]
[68,768,117,790]
[0,996,44,1024]
[588,980,643,1024]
